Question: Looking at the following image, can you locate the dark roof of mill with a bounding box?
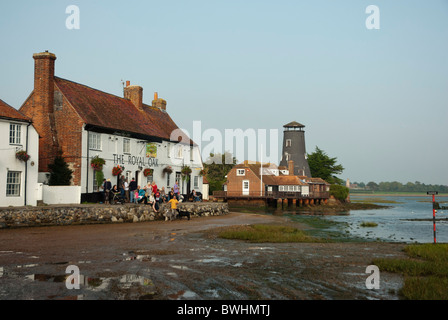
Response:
[54,77,194,145]
[0,99,31,122]
[283,121,305,128]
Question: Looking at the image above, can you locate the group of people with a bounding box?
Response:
[101,176,185,212]
[102,176,201,220]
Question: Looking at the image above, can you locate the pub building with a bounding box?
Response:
[20,51,203,202]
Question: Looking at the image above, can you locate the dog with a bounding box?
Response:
[164,209,178,221]
[177,210,190,221]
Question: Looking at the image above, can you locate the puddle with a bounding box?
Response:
[168,289,198,300]
[171,265,191,270]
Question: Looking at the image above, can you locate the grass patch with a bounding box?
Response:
[217,224,323,243]
[351,197,401,204]
[373,243,448,299]
[360,222,378,227]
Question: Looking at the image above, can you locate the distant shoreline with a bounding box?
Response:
[350,192,448,197]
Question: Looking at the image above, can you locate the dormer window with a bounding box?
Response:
[237,169,245,176]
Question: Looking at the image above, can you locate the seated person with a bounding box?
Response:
[147,192,158,213]
[137,187,147,204]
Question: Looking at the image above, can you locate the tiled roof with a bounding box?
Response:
[0,99,31,122]
[234,162,308,186]
[54,77,193,144]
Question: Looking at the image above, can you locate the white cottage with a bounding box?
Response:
[0,99,39,206]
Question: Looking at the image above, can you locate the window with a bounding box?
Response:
[237,169,245,176]
[89,132,101,150]
[285,153,289,161]
[6,171,21,197]
[9,123,21,145]
[166,172,171,188]
[176,145,183,158]
[286,139,291,147]
[194,176,199,189]
[123,138,130,154]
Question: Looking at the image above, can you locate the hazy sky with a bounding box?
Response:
[1,0,447,185]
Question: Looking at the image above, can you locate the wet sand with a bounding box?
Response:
[0,212,406,300]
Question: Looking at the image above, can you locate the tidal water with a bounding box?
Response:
[284,195,448,244]
[329,195,448,243]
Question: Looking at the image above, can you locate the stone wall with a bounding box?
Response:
[0,202,229,229]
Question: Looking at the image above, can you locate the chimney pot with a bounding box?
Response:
[126,81,130,87]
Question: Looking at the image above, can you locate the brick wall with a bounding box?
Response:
[20,52,83,185]
[226,166,264,196]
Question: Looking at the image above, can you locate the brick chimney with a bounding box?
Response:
[33,51,56,114]
[152,92,167,111]
[123,81,143,111]
[288,160,294,176]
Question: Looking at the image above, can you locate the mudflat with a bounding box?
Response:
[0,211,406,300]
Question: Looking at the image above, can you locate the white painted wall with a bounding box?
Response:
[42,185,81,204]
[0,119,39,207]
[81,127,203,196]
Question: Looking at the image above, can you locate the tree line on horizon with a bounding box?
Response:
[350,181,448,193]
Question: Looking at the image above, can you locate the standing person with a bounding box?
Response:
[124,178,129,203]
[103,179,112,204]
[119,175,125,199]
[151,181,158,195]
[167,196,179,221]
[173,180,179,200]
[129,177,137,204]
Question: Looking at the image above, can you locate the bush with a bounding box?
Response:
[330,184,349,201]
[48,156,73,186]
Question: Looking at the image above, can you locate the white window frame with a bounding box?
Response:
[9,123,21,145]
[89,132,102,151]
[123,138,131,154]
[6,171,21,197]
[236,169,245,176]
[242,180,249,195]
[286,139,292,147]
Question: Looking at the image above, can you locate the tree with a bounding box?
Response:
[307,146,344,185]
[366,181,379,191]
[203,152,237,194]
[48,155,73,186]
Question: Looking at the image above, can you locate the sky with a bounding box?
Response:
[0,0,447,185]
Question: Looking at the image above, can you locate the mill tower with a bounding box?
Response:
[279,121,312,177]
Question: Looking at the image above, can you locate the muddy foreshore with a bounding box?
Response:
[0,209,407,301]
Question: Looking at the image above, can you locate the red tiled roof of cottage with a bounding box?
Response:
[234,162,328,186]
[274,175,307,186]
[54,77,193,144]
[0,99,31,122]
